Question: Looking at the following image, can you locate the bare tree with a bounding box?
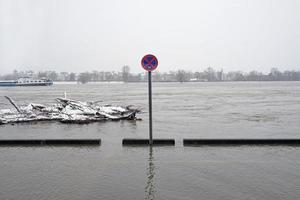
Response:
[77,72,91,84]
[69,73,76,81]
[204,67,216,81]
[122,65,130,82]
[176,70,188,83]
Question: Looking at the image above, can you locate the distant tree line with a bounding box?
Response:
[0,67,300,83]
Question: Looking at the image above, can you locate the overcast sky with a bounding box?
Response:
[0,0,299,74]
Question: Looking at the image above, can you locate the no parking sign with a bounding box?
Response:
[141,54,158,72]
[141,54,158,145]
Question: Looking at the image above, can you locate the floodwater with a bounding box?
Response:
[0,82,300,200]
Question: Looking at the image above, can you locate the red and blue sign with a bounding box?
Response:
[141,54,158,71]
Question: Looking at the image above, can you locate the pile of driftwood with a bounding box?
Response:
[0,96,141,125]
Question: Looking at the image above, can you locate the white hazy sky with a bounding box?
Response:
[0,0,299,74]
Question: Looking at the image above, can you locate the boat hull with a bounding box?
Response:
[0,81,17,86]
[0,80,53,87]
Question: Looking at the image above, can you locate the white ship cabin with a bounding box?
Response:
[17,77,49,84]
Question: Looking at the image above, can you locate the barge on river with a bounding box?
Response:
[0,78,53,86]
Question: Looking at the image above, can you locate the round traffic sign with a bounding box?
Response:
[141,54,158,71]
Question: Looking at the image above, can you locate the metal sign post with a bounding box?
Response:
[141,54,158,145]
[148,71,153,144]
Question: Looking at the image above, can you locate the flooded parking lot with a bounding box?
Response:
[0,82,300,200]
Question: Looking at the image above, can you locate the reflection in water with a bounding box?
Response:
[128,120,138,130]
[120,120,138,131]
[145,146,156,200]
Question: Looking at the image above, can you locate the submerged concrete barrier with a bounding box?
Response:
[0,139,101,146]
[183,139,300,146]
[122,138,175,146]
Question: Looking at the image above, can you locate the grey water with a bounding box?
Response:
[0,82,300,200]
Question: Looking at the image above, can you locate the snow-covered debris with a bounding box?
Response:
[0,96,141,125]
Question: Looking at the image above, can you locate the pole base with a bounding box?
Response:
[122,138,175,146]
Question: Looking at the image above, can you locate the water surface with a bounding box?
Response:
[0,82,300,200]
